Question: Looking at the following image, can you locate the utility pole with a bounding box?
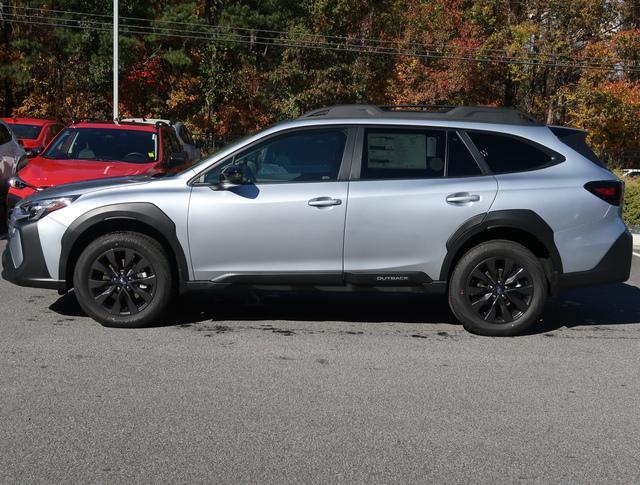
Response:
[113,0,119,120]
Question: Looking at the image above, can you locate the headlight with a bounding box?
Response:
[21,196,79,221]
[8,175,41,191]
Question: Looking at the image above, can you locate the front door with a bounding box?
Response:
[188,127,354,282]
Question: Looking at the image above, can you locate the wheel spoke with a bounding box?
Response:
[89,278,111,290]
[497,297,513,323]
[505,292,529,313]
[122,249,136,272]
[110,288,123,314]
[471,292,493,310]
[467,285,492,297]
[122,289,139,314]
[502,258,514,281]
[94,285,116,305]
[131,284,154,303]
[131,258,150,274]
[507,284,533,296]
[505,267,525,286]
[484,259,498,284]
[131,274,156,284]
[483,297,498,321]
[104,250,120,273]
[471,268,492,286]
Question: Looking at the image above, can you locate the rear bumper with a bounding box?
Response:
[557,230,632,290]
[1,219,66,290]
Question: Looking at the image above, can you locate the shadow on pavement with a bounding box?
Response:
[537,283,640,332]
[49,282,640,335]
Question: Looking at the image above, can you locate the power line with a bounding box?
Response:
[6,6,638,63]
[3,11,639,72]
[7,4,640,62]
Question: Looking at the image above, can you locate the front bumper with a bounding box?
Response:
[1,217,66,290]
[558,230,633,290]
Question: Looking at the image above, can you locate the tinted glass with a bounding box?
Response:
[447,132,481,177]
[42,128,158,163]
[467,132,559,173]
[169,129,183,152]
[0,124,11,144]
[8,123,42,139]
[205,129,346,184]
[362,128,446,180]
[180,125,194,145]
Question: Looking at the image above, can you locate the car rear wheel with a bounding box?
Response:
[448,240,547,336]
[73,232,173,328]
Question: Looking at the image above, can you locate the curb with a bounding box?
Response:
[633,233,640,250]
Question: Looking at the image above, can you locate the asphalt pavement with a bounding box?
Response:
[1,238,640,484]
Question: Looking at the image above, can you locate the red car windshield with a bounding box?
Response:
[42,127,158,163]
[9,123,43,139]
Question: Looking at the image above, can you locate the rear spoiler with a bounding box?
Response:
[549,126,606,168]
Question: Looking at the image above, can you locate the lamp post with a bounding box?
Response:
[113,0,119,120]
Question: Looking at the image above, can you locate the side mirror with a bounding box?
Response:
[216,164,252,190]
[168,151,188,167]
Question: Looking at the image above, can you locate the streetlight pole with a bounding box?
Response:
[113,0,119,120]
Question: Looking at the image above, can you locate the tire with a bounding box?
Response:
[73,232,173,328]
[448,240,547,336]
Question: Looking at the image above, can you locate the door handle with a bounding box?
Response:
[308,197,342,207]
[446,193,480,205]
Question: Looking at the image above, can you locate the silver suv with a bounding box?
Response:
[2,105,632,336]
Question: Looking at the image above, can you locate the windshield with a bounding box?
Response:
[10,123,43,140]
[42,127,158,163]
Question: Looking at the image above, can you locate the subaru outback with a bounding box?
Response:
[1,105,632,336]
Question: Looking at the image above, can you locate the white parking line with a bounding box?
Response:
[634,252,640,258]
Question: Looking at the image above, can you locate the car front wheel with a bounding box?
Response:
[73,232,173,328]
[448,240,548,336]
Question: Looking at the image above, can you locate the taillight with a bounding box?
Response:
[584,180,624,206]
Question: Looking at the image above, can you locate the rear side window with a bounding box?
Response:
[362,128,446,179]
[467,132,562,174]
[447,132,482,177]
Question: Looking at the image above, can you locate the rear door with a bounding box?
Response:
[343,127,498,282]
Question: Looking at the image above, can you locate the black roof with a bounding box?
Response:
[299,104,541,126]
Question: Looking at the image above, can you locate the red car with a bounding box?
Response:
[1,117,64,158]
[7,120,191,209]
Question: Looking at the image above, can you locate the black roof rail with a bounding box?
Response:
[298,104,542,126]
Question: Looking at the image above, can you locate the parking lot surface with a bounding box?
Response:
[1,238,640,484]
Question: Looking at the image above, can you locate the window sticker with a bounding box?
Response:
[367,134,426,169]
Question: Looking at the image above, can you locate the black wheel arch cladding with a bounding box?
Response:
[59,203,190,291]
[440,209,563,281]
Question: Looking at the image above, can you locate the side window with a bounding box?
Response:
[447,132,482,177]
[361,128,445,180]
[203,129,347,184]
[170,129,183,152]
[51,124,63,139]
[180,125,194,145]
[161,127,172,162]
[0,124,12,145]
[467,132,561,173]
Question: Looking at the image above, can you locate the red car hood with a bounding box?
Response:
[19,157,158,188]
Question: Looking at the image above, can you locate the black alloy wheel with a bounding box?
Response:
[448,240,547,336]
[465,257,533,324]
[89,248,157,315]
[73,232,173,328]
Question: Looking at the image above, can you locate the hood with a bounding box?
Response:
[25,175,155,201]
[19,157,157,188]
